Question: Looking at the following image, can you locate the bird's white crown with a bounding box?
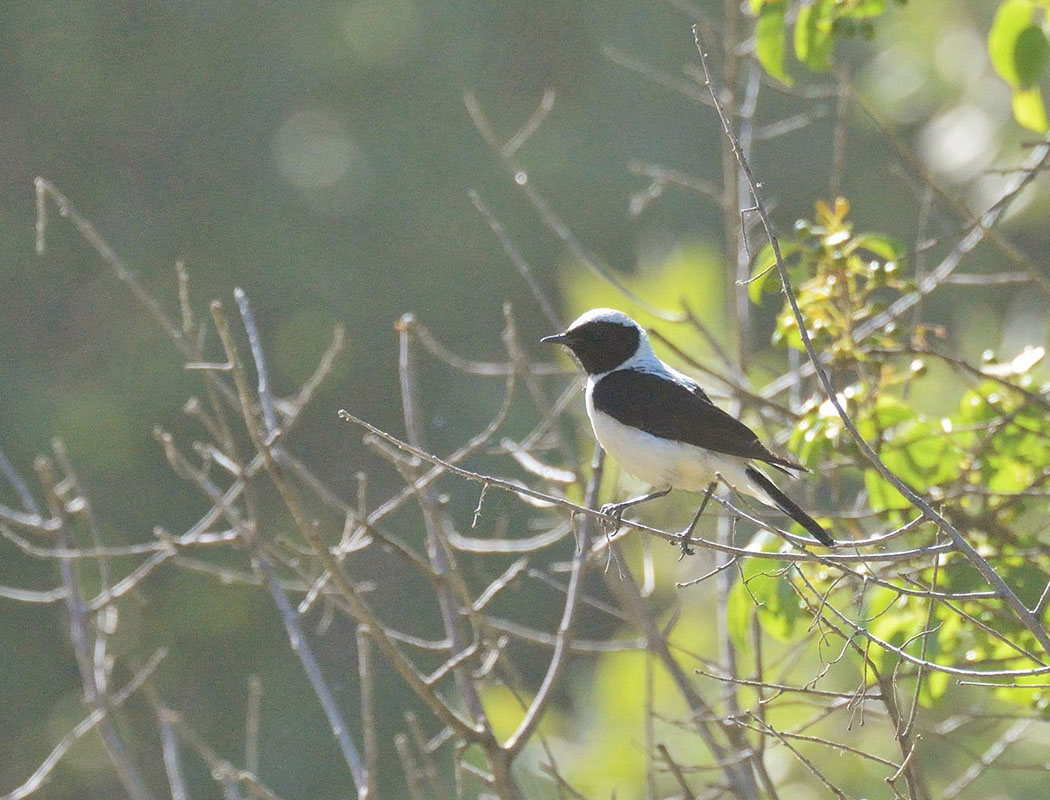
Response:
[565,307,643,332]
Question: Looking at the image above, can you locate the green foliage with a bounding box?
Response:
[750,197,909,358]
[745,194,1050,712]
[727,554,799,647]
[751,0,1050,131]
[957,380,1050,500]
[755,1,793,85]
[762,196,1050,529]
[989,0,1050,130]
[751,0,893,83]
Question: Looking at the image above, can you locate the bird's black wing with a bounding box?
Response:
[593,369,803,471]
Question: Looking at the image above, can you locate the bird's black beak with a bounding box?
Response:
[541,332,570,345]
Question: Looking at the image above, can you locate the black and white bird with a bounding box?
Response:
[542,308,833,547]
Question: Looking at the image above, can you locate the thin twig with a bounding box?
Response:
[234,287,279,435]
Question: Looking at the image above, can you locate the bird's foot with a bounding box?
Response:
[670,529,696,559]
[600,501,630,535]
[669,482,713,559]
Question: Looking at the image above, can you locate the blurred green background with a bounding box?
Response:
[2,0,1049,797]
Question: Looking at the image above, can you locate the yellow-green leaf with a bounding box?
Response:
[727,558,799,646]
[794,0,835,71]
[851,232,902,261]
[864,469,911,511]
[989,0,1037,87]
[755,2,793,86]
[1013,85,1050,131]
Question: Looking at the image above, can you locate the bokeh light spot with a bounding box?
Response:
[920,103,997,182]
[342,0,420,68]
[273,109,360,190]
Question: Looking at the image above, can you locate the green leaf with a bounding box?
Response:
[864,469,911,511]
[1015,25,1050,88]
[866,585,913,673]
[989,0,1037,87]
[755,2,793,86]
[850,232,902,261]
[794,0,836,71]
[958,383,1006,424]
[873,394,914,428]
[851,0,887,18]
[1013,85,1050,131]
[987,456,1034,493]
[727,557,798,648]
[878,417,961,489]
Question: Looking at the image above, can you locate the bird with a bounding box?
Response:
[541,308,833,549]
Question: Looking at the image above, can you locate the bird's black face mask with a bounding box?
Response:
[543,321,640,375]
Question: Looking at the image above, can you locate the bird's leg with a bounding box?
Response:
[600,486,672,534]
[672,481,717,558]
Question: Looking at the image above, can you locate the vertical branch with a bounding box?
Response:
[34,456,157,800]
[602,556,759,799]
[212,301,368,794]
[357,627,380,800]
[749,609,781,800]
[717,0,744,362]
[245,675,263,778]
[396,314,487,726]
[504,444,602,755]
[0,445,39,514]
[249,530,368,791]
[714,510,748,750]
[157,708,189,800]
[234,288,279,435]
[394,734,426,800]
[709,8,764,789]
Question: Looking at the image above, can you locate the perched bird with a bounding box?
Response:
[542,308,832,548]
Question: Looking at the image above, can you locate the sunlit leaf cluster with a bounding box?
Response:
[989,0,1050,131]
[753,0,1050,132]
[744,194,1050,716]
[749,197,908,357]
[752,0,900,84]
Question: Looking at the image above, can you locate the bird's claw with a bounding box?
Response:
[599,502,625,534]
[670,531,696,559]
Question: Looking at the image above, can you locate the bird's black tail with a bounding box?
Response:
[745,466,833,546]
